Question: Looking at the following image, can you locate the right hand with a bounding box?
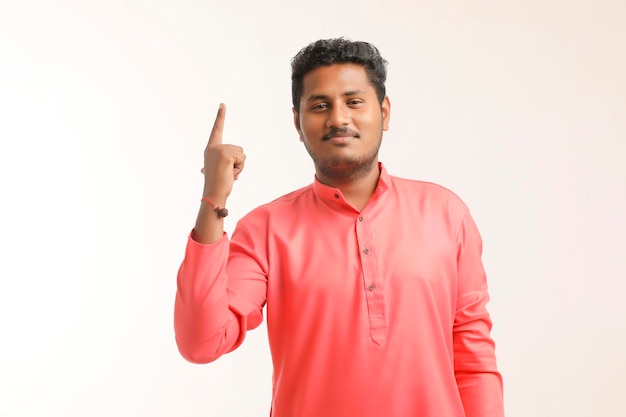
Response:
[201,103,246,204]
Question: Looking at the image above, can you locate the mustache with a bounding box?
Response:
[323,127,359,141]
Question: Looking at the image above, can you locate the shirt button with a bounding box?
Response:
[334,193,339,199]
[363,248,370,254]
[358,216,364,222]
[368,284,375,291]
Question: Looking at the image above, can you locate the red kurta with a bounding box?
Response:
[175,164,504,416]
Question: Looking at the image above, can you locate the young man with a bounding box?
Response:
[175,38,504,417]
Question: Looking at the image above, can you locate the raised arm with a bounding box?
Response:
[174,104,263,364]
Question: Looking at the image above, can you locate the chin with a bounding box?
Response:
[316,158,376,181]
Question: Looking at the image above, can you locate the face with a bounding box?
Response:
[293,63,390,184]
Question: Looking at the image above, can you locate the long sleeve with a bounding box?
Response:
[453,210,505,417]
[174,230,266,364]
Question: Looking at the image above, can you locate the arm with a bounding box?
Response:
[453,209,505,417]
[174,232,266,363]
[174,104,263,363]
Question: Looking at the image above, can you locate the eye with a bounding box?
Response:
[347,99,364,106]
[311,103,329,111]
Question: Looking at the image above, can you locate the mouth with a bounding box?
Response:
[323,129,359,141]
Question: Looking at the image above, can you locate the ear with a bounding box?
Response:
[381,96,391,131]
[292,107,303,141]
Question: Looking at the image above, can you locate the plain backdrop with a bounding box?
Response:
[1,1,625,416]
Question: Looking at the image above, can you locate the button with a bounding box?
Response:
[358,216,364,222]
[334,193,339,199]
[363,248,370,254]
[368,284,375,291]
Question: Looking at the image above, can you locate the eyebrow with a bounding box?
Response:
[305,90,365,102]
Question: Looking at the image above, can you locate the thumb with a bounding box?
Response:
[207,103,226,146]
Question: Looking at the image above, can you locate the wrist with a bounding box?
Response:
[201,197,229,218]
[202,187,228,206]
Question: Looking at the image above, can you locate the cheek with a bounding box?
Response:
[300,118,321,137]
[368,112,384,129]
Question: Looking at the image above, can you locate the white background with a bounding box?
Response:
[1,1,624,416]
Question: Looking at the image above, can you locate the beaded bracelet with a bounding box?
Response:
[201,197,229,218]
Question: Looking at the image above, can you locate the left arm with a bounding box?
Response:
[453,209,505,417]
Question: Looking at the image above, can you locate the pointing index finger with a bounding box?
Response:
[208,103,226,146]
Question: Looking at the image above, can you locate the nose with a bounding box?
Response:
[326,104,350,128]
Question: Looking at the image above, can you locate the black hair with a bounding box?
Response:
[291,38,388,113]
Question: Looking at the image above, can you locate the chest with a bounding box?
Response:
[264,211,458,306]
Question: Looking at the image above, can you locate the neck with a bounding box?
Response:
[316,162,381,211]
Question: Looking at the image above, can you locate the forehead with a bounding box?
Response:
[301,63,375,97]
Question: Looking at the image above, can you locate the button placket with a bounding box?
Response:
[355,212,387,345]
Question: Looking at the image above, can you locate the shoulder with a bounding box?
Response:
[237,183,314,226]
[260,183,314,211]
[389,175,469,213]
[387,175,476,241]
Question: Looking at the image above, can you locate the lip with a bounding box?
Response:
[324,135,356,145]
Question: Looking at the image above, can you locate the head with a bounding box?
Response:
[291,38,388,114]
[290,38,391,185]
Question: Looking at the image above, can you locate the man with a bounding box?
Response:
[175,38,504,417]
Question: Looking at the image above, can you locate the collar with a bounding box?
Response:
[312,162,391,205]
